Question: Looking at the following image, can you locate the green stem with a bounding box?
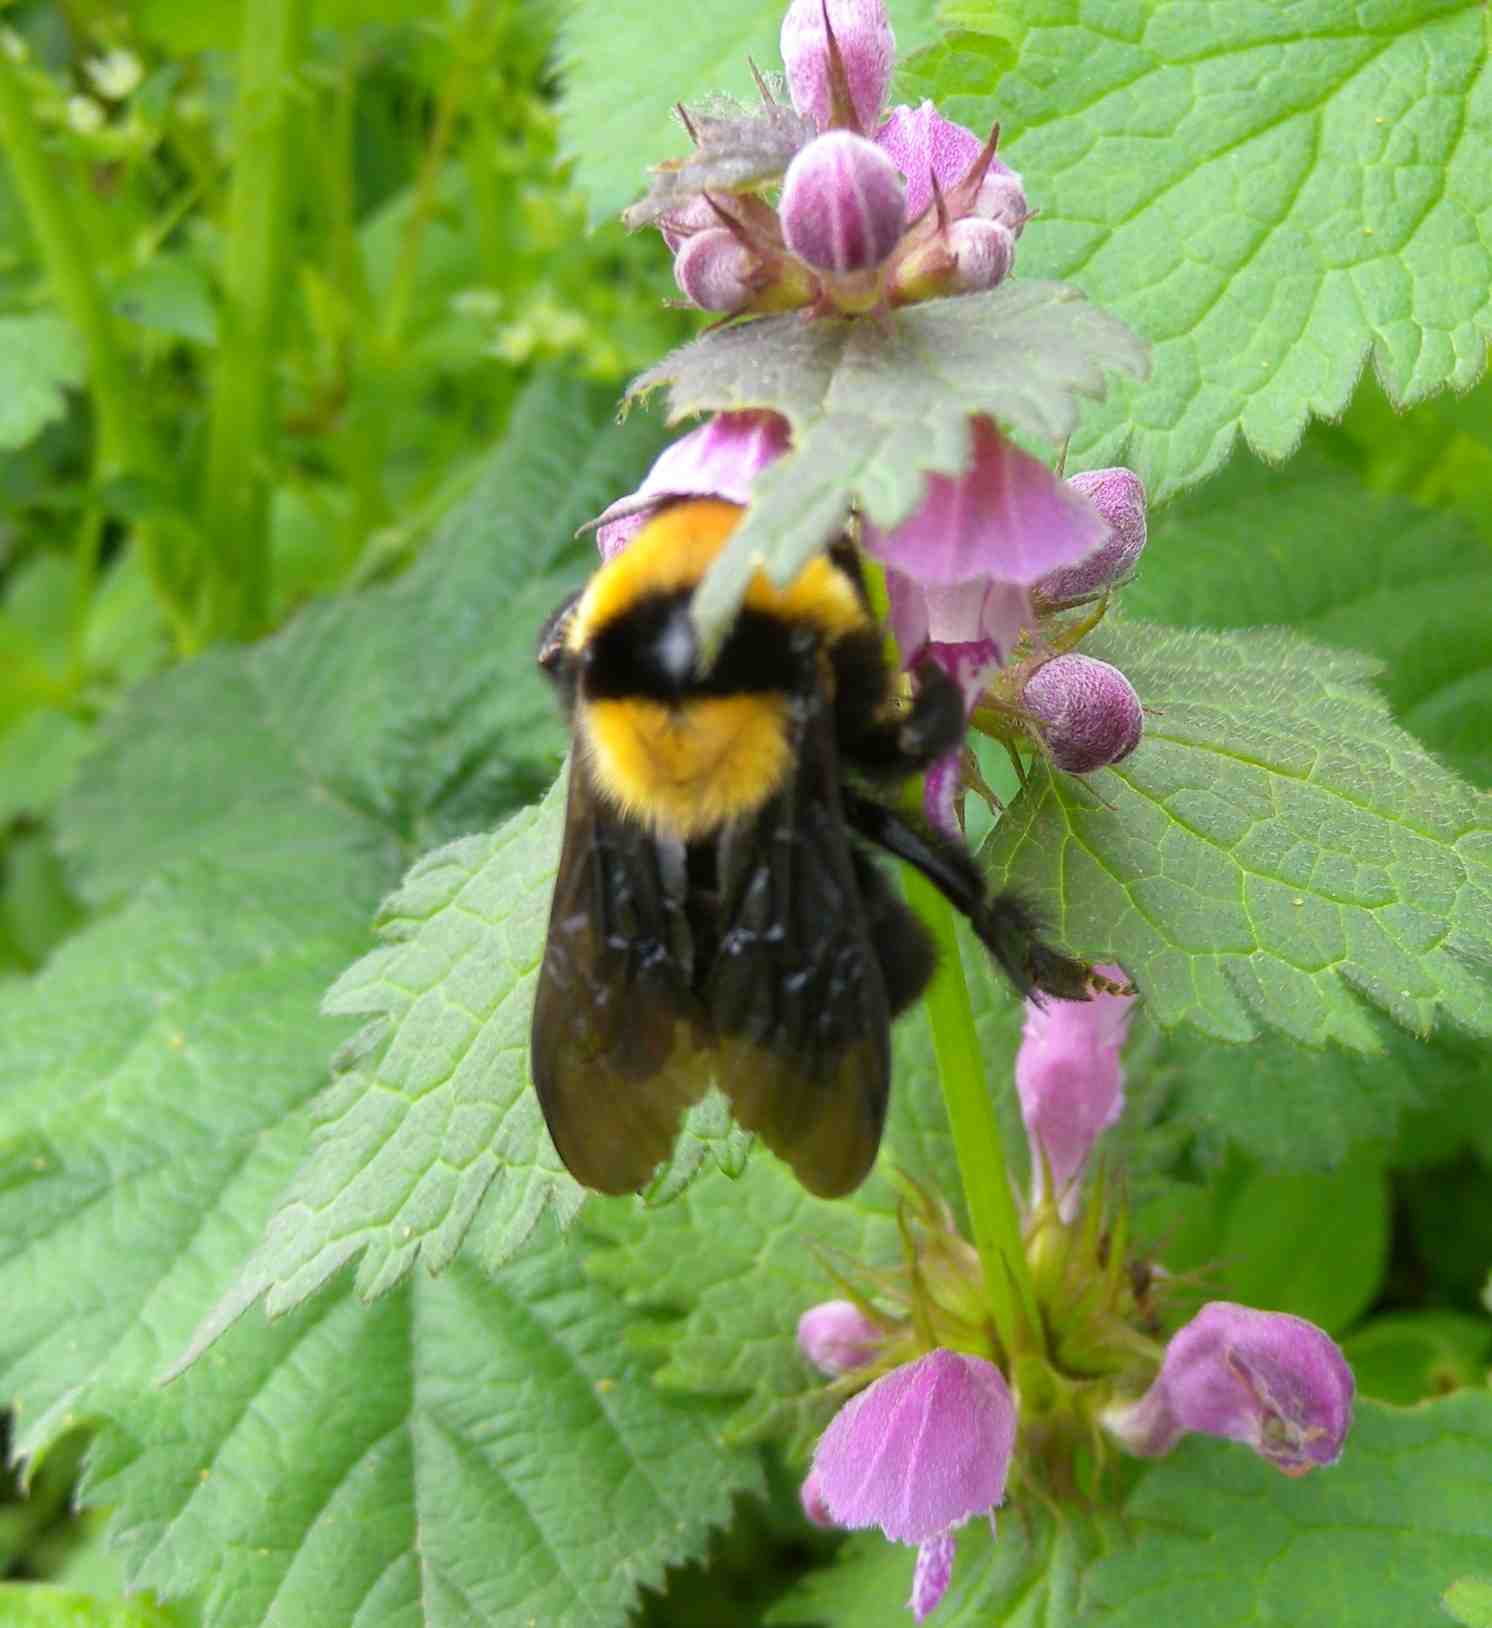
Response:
[901,871,1044,1360]
[199,0,309,642]
[0,52,144,481]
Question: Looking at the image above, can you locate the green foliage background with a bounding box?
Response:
[0,0,1489,1624]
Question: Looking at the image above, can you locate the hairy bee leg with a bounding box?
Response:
[840,788,1093,1002]
[834,643,967,777]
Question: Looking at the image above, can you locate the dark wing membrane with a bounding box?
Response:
[707,695,892,1199]
[531,757,711,1194]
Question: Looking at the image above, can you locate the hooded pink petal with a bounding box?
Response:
[781,0,895,135]
[1036,467,1148,604]
[1015,967,1134,1218]
[592,411,791,559]
[862,418,1107,588]
[874,101,1023,224]
[1106,1302,1355,1475]
[811,1348,1015,1545]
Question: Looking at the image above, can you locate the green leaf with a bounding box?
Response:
[1125,445,1492,787]
[1445,1576,1492,1628]
[560,0,943,226]
[172,783,577,1363]
[0,315,84,451]
[910,4,1492,498]
[88,1243,760,1628]
[0,1585,182,1627]
[982,619,1492,1049]
[628,283,1146,649]
[1086,1395,1492,1626]
[1342,1311,1492,1405]
[1133,1153,1391,1334]
[0,711,91,825]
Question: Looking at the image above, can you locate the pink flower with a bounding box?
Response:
[1105,1302,1355,1475]
[798,1299,883,1376]
[809,1349,1016,1620]
[590,411,791,560]
[1015,967,1134,1218]
[781,0,895,136]
[863,418,1108,831]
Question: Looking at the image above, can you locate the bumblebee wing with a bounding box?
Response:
[531,758,711,1194]
[707,696,892,1199]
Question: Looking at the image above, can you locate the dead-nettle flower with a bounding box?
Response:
[809,1349,1016,1622]
[1015,967,1135,1220]
[590,410,791,560]
[780,0,895,136]
[660,1,1028,313]
[1022,653,1144,774]
[797,1298,883,1376]
[1104,1302,1355,1476]
[863,417,1108,831]
[1035,467,1149,606]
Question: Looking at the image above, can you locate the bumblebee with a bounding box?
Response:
[532,499,1091,1199]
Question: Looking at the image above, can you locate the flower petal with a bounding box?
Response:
[909,1531,956,1622]
[811,1349,1015,1544]
[862,419,1107,588]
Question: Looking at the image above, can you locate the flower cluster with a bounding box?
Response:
[654,0,1030,320]
[796,986,1355,1619]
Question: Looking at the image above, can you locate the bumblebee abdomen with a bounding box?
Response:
[582,693,792,839]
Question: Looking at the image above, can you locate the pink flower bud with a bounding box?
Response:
[946,217,1014,293]
[591,410,790,560]
[974,168,1029,235]
[657,192,724,253]
[1022,654,1143,774]
[1036,468,1148,604]
[672,225,755,312]
[780,129,905,276]
[781,0,895,135]
[1105,1303,1355,1475]
[1015,966,1134,1218]
[800,1468,835,1527]
[797,1299,882,1375]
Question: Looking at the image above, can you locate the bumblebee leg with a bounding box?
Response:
[834,640,966,777]
[841,788,1093,1002]
[850,848,936,1015]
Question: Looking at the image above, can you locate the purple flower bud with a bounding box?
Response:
[812,1349,1015,1541]
[974,168,1029,235]
[780,130,905,277]
[781,0,895,135]
[800,1468,835,1527]
[1105,1303,1355,1475]
[874,101,1024,225]
[1015,966,1134,1218]
[672,225,756,312]
[1022,654,1143,774]
[591,411,790,560]
[946,217,1014,294]
[657,191,725,253]
[798,1299,882,1376]
[1035,468,1148,604]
